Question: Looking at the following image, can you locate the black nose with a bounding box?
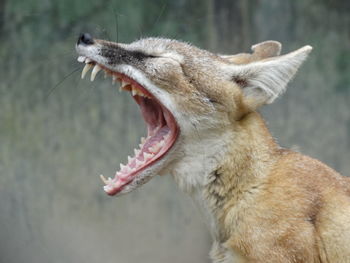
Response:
[77,33,94,45]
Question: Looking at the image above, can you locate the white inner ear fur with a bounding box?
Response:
[226,45,312,104]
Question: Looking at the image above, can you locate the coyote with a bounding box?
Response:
[76,33,350,262]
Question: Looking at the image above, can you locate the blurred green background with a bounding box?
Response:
[0,0,349,262]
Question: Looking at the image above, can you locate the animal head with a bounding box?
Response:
[75,33,312,195]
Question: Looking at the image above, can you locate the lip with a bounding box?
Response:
[76,55,180,195]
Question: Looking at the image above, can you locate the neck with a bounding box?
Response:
[172,112,279,240]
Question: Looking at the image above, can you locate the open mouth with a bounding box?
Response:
[77,56,179,195]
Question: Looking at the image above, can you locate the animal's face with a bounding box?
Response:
[75,33,311,195]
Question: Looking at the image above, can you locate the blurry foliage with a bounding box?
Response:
[0,0,349,263]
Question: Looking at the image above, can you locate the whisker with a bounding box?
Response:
[114,9,119,43]
[45,67,80,99]
[152,2,167,32]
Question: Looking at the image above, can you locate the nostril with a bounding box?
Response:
[77,33,94,45]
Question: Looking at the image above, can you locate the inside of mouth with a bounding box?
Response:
[100,70,179,195]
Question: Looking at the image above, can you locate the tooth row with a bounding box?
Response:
[99,135,168,186]
[116,145,156,174]
[78,57,152,98]
[116,77,151,98]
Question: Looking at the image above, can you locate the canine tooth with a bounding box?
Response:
[100,174,108,185]
[104,71,108,79]
[77,56,86,63]
[144,152,154,161]
[91,64,101,81]
[81,63,92,79]
[112,76,117,85]
[85,58,92,64]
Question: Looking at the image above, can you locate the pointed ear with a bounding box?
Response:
[221,40,282,64]
[226,45,312,107]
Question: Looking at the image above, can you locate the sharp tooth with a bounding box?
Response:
[90,64,102,81]
[131,87,137,96]
[124,166,132,173]
[120,163,126,171]
[144,152,154,161]
[121,81,132,91]
[112,76,117,85]
[85,58,92,64]
[121,81,128,88]
[127,156,134,163]
[137,89,144,97]
[134,149,140,156]
[141,137,146,144]
[104,71,108,79]
[81,63,92,79]
[135,159,144,167]
[77,56,86,63]
[149,144,161,153]
[99,174,108,185]
[149,146,156,153]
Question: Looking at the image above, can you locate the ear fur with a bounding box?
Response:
[226,45,312,107]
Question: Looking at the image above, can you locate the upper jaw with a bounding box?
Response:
[76,49,181,196]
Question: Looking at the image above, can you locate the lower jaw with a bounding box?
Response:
[101,99,179,195]
[103,126,179,195]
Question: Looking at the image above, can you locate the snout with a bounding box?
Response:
[77,33,94,45]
